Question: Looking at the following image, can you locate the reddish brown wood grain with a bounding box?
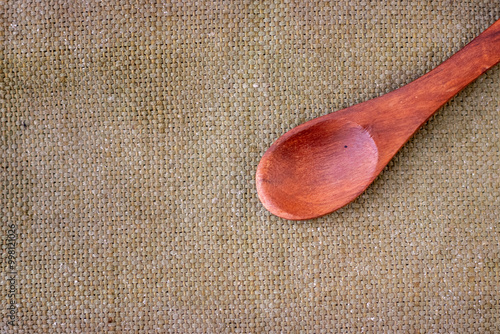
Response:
[256,19,500,220]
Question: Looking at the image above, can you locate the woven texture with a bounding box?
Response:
[2,1,500,332]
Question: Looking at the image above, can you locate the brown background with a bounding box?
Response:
[1,0,499,332]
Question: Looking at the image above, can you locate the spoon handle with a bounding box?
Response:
[399,18,500,120]
[363,19,500,160]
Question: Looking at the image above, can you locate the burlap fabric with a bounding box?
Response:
[2,1,499,332]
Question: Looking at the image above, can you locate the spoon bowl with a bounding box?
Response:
[257,119,378,220]
[256,19,500,220]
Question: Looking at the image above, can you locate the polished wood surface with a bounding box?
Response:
[256,19,500,220]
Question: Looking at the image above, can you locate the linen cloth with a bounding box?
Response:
[1,1,499,332]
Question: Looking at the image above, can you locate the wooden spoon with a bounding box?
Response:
[256,19,500,220]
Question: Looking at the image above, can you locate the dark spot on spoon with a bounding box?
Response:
[344,145,348,148]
